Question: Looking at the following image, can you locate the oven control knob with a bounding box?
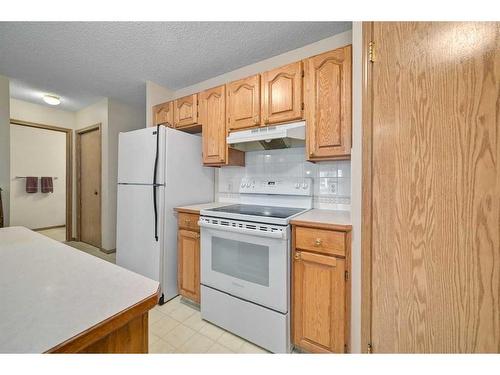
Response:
[240,183,245,188]
[302,183,308,189]
[295,183,300,189]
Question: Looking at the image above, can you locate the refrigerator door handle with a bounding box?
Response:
[153,125,160,242]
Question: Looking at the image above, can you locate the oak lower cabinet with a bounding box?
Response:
[304,45,352,161]
[177,212,201,303]
[199,85,245,167]
[226,74,261,131]
[292,224,351,353]
[152,101,174,127]
[261,61,304,125]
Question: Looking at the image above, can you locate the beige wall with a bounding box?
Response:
[0,75,10,226]
[10,125,66,229]
[146,80,174,127]
[10,98,76,129]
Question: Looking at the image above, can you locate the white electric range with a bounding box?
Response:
[199,177,312,353]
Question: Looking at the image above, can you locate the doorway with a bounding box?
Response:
[361,22,499,353]
[76,123,102,248]
[10,119,73,242]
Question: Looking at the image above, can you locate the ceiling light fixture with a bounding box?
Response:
[43,94,61,106]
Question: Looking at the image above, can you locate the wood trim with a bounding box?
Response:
[33,224,66,231]
[76,123,102,246]
[361,21,374,354]
[289,219,352,232]
[10,119,73,243]
[46,287,159,353]
[174,207,201,215]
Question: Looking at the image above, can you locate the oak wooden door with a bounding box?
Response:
[177,229,200,303]
[365,22,500,353]
[77,126,101,248]
[305,46,352,161]
[174,94,198,128]
[261,62,303,125]
[152,101,174,127]
[200,85,227,165]
[227,74,261,131]
[293,250,345,353]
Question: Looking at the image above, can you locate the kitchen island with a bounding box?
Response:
[0,227,159,353]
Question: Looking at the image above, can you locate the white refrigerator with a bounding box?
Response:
[116,126,214,304]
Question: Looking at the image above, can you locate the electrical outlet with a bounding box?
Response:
[330,182,338,194]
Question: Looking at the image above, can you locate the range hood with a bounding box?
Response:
[226,121,306,151]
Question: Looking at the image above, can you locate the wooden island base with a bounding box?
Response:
[47,290,159,354]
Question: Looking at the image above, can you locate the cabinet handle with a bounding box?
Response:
[314,238,322,246]
[294,251,301,260]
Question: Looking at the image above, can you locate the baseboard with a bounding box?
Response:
[33,224,65,231]
[100,247,116,254]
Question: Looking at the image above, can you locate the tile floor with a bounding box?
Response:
[37,226,116,263]
[148,296,270,354]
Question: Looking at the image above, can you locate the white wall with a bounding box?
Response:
[10,98,76,129]
[106,99,144,249]
[0,75,10,226]
[10,125,66,229]
[145,80,174,127]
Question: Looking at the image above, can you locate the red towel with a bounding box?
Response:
[26,177,38,193]
[41,177,54,193]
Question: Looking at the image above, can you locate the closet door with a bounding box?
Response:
[364,22,500,353]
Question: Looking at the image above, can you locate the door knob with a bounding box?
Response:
[94,191,98,195]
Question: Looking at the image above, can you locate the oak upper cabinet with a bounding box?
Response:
[200,85,245,167]
[152,101,174,127]
[305,45,352,161]
[226,74,261,131]
[174,94,198,128]
[177,212,201,303]
[292,224,351,353]
[261,61,303,125]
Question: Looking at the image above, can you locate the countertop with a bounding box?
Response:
[0,226,159,353]
[174,202,231,214]
[290,209,352,231]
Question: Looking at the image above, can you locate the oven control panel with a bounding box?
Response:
[239,178,312,196]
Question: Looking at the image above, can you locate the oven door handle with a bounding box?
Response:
[198,220,286,240]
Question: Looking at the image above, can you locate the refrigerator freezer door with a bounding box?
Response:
[116,184,164,286]
[117,126,166,185]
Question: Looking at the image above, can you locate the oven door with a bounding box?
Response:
[199,217,289,313]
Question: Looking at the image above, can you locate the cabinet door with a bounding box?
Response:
[305,46,352,160]
[227,74,261,131]
[177,229,200,303]
[261,61,303,125]
[152,101,174,127]
[174,94,198,128]
[200,85,227,165]
[293,250,345,353]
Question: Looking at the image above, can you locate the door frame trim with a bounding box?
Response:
[361,21,374,353]
[10,119,73,242]
[76,123,102,247]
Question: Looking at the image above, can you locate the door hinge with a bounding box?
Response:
[368,41,376,63]
[301,102,304,111]
[367,343,373,353]
[301,70,304,78]
[345,270,349,281]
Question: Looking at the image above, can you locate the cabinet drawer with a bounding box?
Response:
[178,212,200,232]
[295,226,345,257]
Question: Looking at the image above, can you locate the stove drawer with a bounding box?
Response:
[294,226,345,257]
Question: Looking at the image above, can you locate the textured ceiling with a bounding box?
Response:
[0,22,351,111]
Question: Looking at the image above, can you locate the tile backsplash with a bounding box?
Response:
[217,147,351,209]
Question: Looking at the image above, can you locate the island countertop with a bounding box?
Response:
[0,227,159,353]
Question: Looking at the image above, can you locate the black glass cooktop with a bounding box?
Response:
[207,204,305,219]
